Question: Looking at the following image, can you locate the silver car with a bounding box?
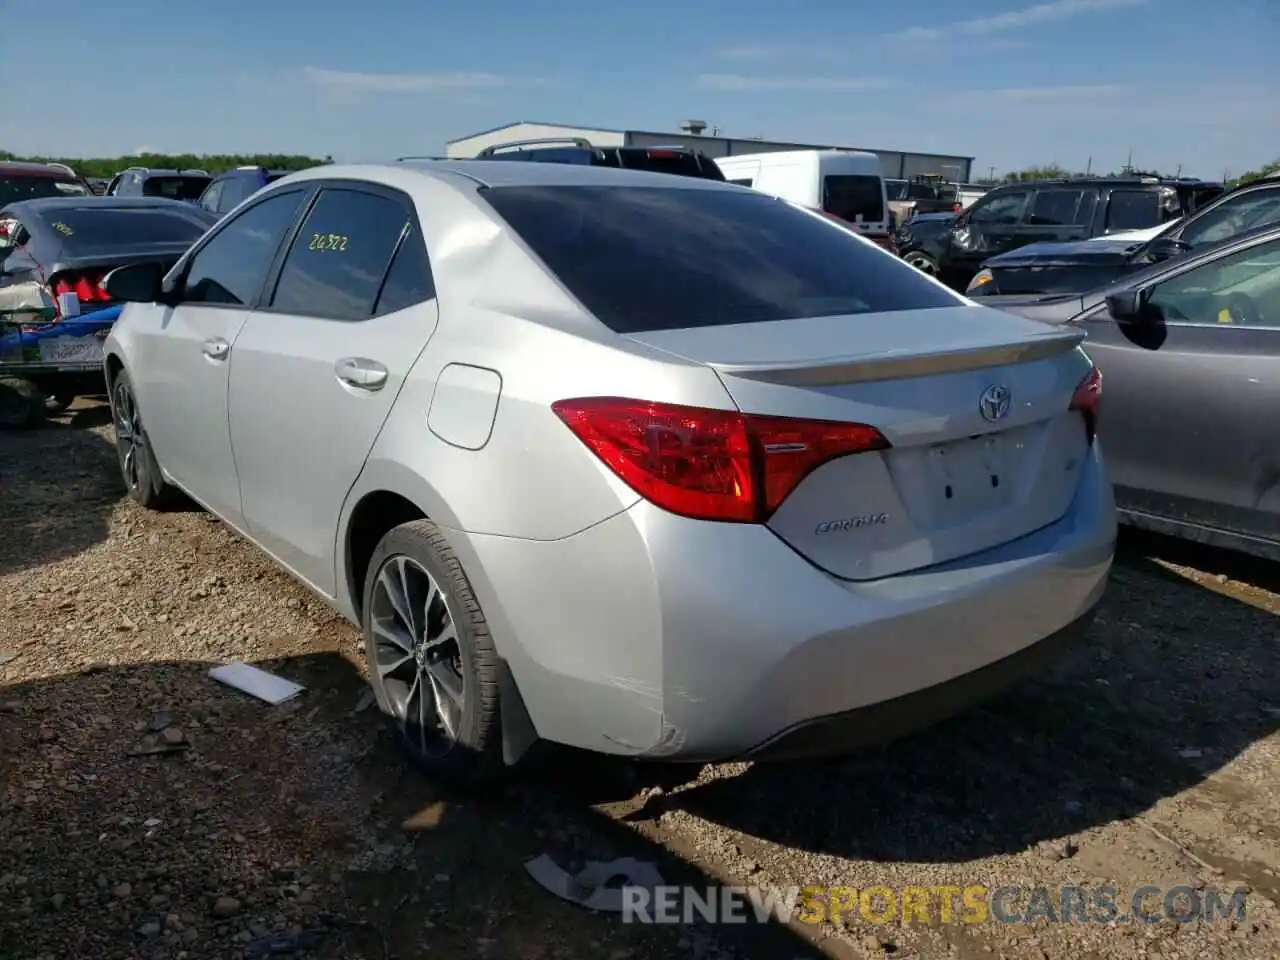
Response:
[101,161,1116,781]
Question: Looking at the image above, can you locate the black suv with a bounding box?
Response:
[466,137,726,182]
[935,175,1223,290]
[967,175,1280,297]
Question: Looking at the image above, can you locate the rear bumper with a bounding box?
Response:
[449,444,1116,762]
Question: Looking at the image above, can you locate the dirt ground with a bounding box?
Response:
[2,401,1278,960]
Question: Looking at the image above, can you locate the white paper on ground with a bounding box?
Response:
[208,662,305,705]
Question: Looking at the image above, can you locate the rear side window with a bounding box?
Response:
[481,185,960,333]
[969,190,1029,224]
[183,190,306,306]
[373,225,435,316]
[1028,188,1094,226]
[729,178,754,187]
[1106,190,1161,231]
[822,175,885,222]
[269,188,408,321]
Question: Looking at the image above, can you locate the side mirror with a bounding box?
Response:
[1105,288,1149,322]
[1147,236,1192,262]
[102,261,166,303]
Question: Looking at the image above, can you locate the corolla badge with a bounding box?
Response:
[979,384,1012,422]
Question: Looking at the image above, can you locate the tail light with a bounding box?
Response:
[51,271,111,307]
[1069,365,1102,444]
[551,398,890,523]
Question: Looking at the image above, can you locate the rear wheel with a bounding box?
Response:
[111,368,180,509]
[362,519,504,782]
[0,377,47,429]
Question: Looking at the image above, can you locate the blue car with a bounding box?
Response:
[197,166,292,218]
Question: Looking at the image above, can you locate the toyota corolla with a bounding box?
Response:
[100,160,1115,780]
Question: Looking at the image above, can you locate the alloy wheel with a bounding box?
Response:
[113,379,143,491]
[904,253,937,276]
[368,555,466,758]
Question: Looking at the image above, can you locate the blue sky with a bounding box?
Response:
[4,0,1277,178]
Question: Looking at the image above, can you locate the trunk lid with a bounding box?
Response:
[627,305,1092,580]
[984,237,1143,268]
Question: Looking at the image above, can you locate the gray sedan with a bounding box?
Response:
[988,222,1280,561]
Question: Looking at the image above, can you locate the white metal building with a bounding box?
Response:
[444,119,975,182]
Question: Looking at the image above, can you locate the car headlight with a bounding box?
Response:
[966,269,994,295]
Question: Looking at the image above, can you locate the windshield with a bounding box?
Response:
[1178,189,1280,249]
[141,176,213,201]
[37,204,216,253]
[480,185,960,333]
[614,150,725,181]
[822,174,886,223]
[0,175,89,207]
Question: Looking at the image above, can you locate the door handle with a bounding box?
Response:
[334,357,388,391]
[202,337,229,360]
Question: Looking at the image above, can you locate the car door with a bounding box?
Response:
[1015,186,1098,246]
[941,187,1031,285]
[130,187,311,526]
[226,183,439,595]
[1083,235,1280,542]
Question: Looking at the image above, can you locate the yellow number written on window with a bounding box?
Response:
[53,222,74,236]
[308,233,349,252]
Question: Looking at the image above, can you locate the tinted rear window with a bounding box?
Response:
[481,185,959,333]
[823,175,885,223]
[0,175,88,206]
[614,151,725,181]
[141,176,213,201]
[36,205,216,254]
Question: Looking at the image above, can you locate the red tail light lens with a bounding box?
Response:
[50,271,110,306]
[1068,365,1102,444]
[551,398,890,522]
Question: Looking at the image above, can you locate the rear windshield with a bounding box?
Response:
[823,175,885,223]
[36,205,215,254]
[0,175,89,207]
[141,176,212,201]
[1181,185,1225,214]
[613,150,725,181]
[481,185,960,333]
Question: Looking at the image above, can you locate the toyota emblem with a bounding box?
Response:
[979,384,1012,422]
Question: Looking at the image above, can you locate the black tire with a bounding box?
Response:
[45,388,76,414]
[0,377,48,429]
[109,367,181,509]
[362,519,504,783]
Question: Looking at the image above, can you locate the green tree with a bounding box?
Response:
[0,151,328,180]
[1227,158,1280,189]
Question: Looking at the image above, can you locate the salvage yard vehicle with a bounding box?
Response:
[106,167,214,202]
[0,196,217,424]
[893,211,957,277]
[967,175,1280,297]
[469,137,726,181]
[101,160,1115,782]
[0,161,91,207]
[198,165,295,218]
[938,175,1224,292]
[985,221,1280,561]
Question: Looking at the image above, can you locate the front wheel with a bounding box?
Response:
[903,251,939,276]
[110,368,180,509]
[362,519,504,783]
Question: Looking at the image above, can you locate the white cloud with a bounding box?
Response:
[696,73,895,92]
[300,67,544,103]
[976,84,1129,101]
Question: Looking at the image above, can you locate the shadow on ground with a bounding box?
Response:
[0,652,823,960]
[559,532,1280,866]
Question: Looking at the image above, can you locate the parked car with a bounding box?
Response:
[715,149,895,251]
[86,177,110,196]
[935,176,1224,291]
[0,162,91,208]
[106,167,213,201]
[892,211,957,277]
[101,160,1114,781]
[0,196,217,419]
[985,221,1280,561]
[468,137,726,182]
[885,176,962,226]
[967,176,1280,297]
[198,165,294,217]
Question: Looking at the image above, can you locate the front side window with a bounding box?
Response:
[822,175,885,223]
[182,190,306,305]
[1146,237,1280,328]
[481,184,962,334]
[967,190,1029,225]
[268,188,409,321]
[1179,187,1280,249]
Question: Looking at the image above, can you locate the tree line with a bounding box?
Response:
[977,159,1280,189]
[0,151,331,180]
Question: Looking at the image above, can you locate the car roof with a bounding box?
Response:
[989,176,1219,191]
[288,160,742,192]
[0,161,78,179]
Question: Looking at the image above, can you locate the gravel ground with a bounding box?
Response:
[2,401,1278,960]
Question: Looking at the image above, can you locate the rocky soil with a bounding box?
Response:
[2,401,1278,959]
